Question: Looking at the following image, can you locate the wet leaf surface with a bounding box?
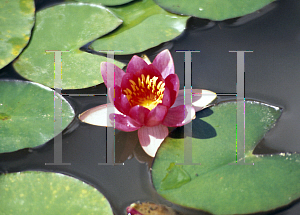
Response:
[0,80,74,153]
[0,171,113,215]
[74,0,135,6]
[0,0,35,69]
[152,101,300,214]
[154,0,275,21]
[13,3,124,89]
[89,0,189,55]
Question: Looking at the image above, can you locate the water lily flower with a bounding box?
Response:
[126,202,176,215]
[79,49,216,157]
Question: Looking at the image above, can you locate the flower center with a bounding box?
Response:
[123,74,165,111]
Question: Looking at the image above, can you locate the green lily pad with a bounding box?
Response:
[89,0,190,55]
[154,0,275,21]
[13,3,125,89]
[0,0,35,69]
[152,101,300,214]
[0,171,113,215]
[0,80,74,153]
[73,0,135,6]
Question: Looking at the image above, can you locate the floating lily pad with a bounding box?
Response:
[89,0,190,55]
[73,0,135,6]
[0,80,74,153]
[13,3,125,89]
[152,101,300,214]
[154,0,275,21]
[0,171,113,215]
[0,0,35,69]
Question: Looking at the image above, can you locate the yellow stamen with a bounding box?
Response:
[131,85,136,92]
[141,74,145,88]
[146,75,150,89]
[127,89,132,95]
[157,81,163,89]
[123,74,166,111]
[129,80,136,86]
[152,76,158,92]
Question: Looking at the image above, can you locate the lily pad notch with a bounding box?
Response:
[13,3,125,89]
[152,100,300,214]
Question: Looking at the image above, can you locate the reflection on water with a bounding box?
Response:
[222,1,278,27]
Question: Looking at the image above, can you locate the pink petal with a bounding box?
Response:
[138,124,169,157]
[129,105,150,125]
[79,103,122,127]
[126,55,148,74]
[121,72,135,90]
[100,62,125,88]
[126,206,143,215]
[152,49,175,79]
[135,64,163,79]
[164,74,180,106]
[109,86,131,115]
[163,105,195,127]
[107,84,116,104]
[110,114,141,132]
[161,86,171,108]
[144,104,168,127]
[171,89,216,112]
[122,64,163,90]
[171,89,189,108]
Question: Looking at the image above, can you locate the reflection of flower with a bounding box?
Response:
[79,49,216,157]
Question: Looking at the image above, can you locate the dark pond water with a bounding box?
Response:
[0,0,300,214]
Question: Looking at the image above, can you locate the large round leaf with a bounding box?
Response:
[152,101,300,214]
[13,3,124,89]
[89,0,190,55]
[74,0,135,6]
[0,80,74,153]
[154,0,275,21]
[0,171,113,215]
[0,0,35,69]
